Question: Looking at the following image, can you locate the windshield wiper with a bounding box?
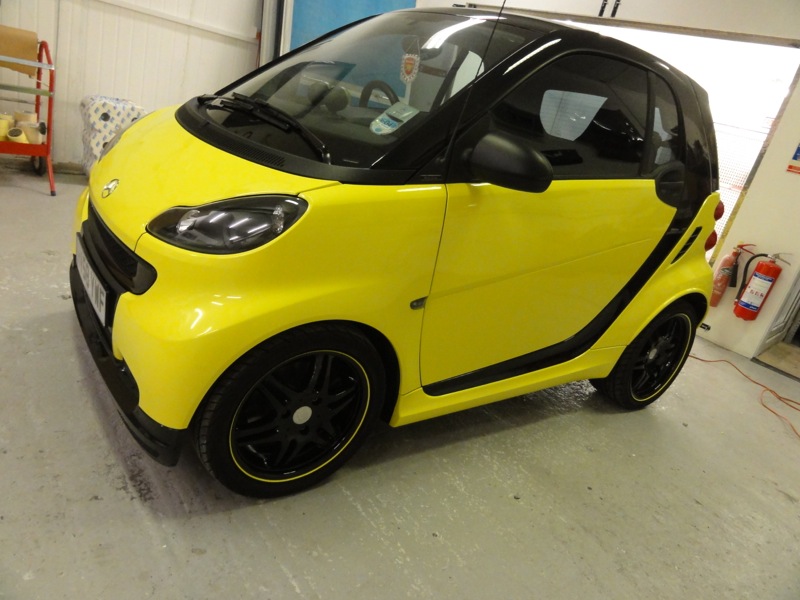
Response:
[198,93,331,164]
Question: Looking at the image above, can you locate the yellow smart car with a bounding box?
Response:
[71,8,723,496]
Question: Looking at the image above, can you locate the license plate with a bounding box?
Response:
[76,236,108,326]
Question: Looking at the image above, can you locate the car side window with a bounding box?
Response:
[492,54,649,179]
[649,74,683,168]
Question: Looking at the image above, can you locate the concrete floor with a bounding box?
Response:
[2,165,800,599]
[757,342,800,381]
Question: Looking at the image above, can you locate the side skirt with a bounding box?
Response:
[391,346,624,427]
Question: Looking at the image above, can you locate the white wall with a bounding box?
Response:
[699,81,800,357]
[0,0,261,166]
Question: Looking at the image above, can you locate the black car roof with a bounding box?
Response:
[404,7,682,80]
[406,6,571,32]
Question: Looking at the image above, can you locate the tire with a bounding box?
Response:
[194,324,386,497]
[598,301,697,410]
[587,378,606,393]
[31,156,46,176]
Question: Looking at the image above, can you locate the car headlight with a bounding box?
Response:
[147,195,307,254]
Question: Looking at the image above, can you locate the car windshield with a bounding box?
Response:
[202,10,546,167]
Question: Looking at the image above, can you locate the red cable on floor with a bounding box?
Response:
[689,355,800,441]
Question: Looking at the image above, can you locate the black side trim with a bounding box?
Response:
[70,261,182,466]
[671,226,701,263]
[423,225,687,396]
[425,295,626,396]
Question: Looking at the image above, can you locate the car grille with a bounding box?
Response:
[83,202,157,299]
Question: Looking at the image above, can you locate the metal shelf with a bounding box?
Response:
[0,39,56,196]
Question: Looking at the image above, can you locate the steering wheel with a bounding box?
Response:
[358,80,400,107]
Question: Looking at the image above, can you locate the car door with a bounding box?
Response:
[419,53,685,390]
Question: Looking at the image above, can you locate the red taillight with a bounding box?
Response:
[704,230,718,251]
[705,200,724,251]
[714,200,725,221]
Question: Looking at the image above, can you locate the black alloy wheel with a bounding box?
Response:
[195,325,386,497]
[593,301,697,409]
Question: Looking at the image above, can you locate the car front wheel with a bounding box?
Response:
[194,324,386,497]
[595,301,697,409]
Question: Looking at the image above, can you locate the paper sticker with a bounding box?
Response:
[401,53,420,84]
[370,102,420,136]
[788,142,800,175]
[370,114,401,135]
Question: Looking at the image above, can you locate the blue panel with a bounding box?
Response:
[290,0,415,50]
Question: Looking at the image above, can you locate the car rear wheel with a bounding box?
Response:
[194,324,385,497]
[595,301,697,409]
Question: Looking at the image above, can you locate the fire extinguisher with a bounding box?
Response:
[733,253,791,320]
[710,243,754,307]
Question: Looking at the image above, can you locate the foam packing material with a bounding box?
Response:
[7,127,29,143]
[80,95,148,175]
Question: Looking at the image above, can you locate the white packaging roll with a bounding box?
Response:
[7,127,29,143]
[80,95,148,174]
[18,121,44,144]
[0,119,9,141]
[14,110,37,123]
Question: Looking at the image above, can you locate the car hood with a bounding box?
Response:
[88,106,338,251]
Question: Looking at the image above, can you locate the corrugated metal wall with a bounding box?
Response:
[0,0,261,165]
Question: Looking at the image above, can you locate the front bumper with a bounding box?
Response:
[70,259,183,466]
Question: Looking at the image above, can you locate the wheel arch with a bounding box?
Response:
[191,319,402,430]
[680,291,708,323]
[190,318,398,496]
[629,291,708,344]
[327,320,401,424]
[595,292,703,409]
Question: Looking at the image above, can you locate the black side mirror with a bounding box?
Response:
[468,131,553,193]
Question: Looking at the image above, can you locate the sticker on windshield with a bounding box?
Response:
[370,102,420,136]
[401,53,420,84]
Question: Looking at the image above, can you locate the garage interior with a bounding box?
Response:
[1,0,800,598]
